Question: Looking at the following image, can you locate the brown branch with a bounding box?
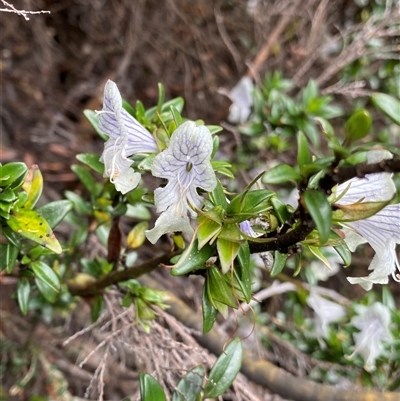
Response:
[248,215,315,254]
[138,275,399,401]
[68,251,179,297]
[249,157,400,254]
[319,157,400,193]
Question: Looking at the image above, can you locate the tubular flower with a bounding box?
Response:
[227,76,254,124]
[335,149,400,290]
[349,302,393,371]
[145,121,217,244]
[307,291,346,344]
[98,80,158,194]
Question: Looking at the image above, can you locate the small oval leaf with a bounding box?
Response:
[17,278,31,315]
[371,93,400,125]
[204,339,243,398]
[7,209,62,254]
[304,190,332,244]
[22,165,43,209]
[172,365,204,401]
[139,373,166,401]
[270,250,288,276]
[31,261,61,293]
[262,164,301,185]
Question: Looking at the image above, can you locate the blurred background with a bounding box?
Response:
[1,0,399,400]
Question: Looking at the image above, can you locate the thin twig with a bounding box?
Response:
[0,0,50,20]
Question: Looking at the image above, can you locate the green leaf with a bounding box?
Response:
[371,93,400,125]
[207,265,237,308]
[207,125,223,134]
[227,189,274,215]
[65,190,92,216]
[156,83,166,113]
[7,209,62,254]
[270,251,288,276]
[203,339,243,398]
[139,373,166,401]
[0,162,28,187]
[344,109,372,141]
[76,153,104,175]
[334,199,391,222]
[0,188,17,202]
[161,97,184,113]
[236,242,251,303]
[334,243,351,267]
[210,180,228,209]
[171,240,214,276]
[121,99,136,117]
[270,197,291,224]
[172,365,204,401]
[17,278,31,315]
[91,294,104,322]
[31,261,61,293]
[297,131,311,170]
[202,285,218,333]
[83,110,108,140]
[0,243,19,273]
[22,165,43,209]
[197,216,222,249]
[71,165,100,196]
[262,164,301,185]
[37,200,73,229]
[170,105,183,126]
[211,160,234,179]
[303,190,331,244]
[217,238,240,274]
[1,226,21,248]
[35,276,58,303]
[307,245,335,270]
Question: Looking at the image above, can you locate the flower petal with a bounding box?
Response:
[349,302,393,371]
[344,204,400,289]
[113,169,141,195]
[99,80,157,154]
[307,292,346,341]
[145,202,194,244]
[337,172,396,205]
[227,76,254,124]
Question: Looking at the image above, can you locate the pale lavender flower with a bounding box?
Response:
[145,121,217,243]
[349,302,393,371]
[335,150,400,290]
[307,291,346,344]
[98,80,158,194]
[239,220,258,237]
[227,76,254,124]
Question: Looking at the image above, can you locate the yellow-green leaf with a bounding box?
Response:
[7,209,62,254]
[22,164,43,209]
[127,221,148,249]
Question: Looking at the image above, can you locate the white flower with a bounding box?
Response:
[336,149,400,290]
[227,76,254,124]
[349,302,393,371]
[98,80,158,194]
[307,291,346,344]
[145,121,217,244]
